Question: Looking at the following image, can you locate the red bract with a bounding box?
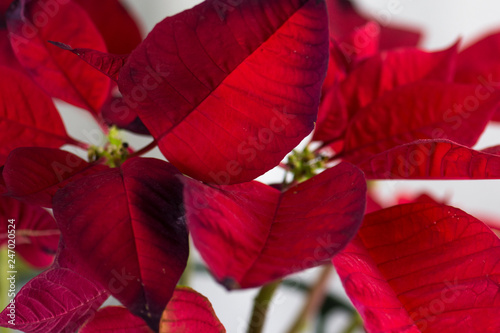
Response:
[326,0,421,50]
[160,287,226,333]
[333,202,500,332]
[6,0,111,115]
[341,81,500,164]
[73,0,142,54]
[50,42,129,82]
[359,139,500,179]
[314,43,458,143]
[118,0,329,184]
[0,66,76,164]
[454,31,500,122]
[183,162,366,289]
[0,196,59,268]
[80,306,153,333]
[2,147,107,207]
[52,158,189,331]
[0,240,108,333]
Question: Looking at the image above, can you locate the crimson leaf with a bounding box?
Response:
[52,158,189,331]
[183,162,366,289]
[342,81,500,164]
[79,306,153,333]
[358,139,500,179]
[160,287,225,333]
[7,0,111,115]
[118,0,329,184]
[0,196,59,268]
[0,66,76,164]
[333,202,500,332]
[2,147,108,207]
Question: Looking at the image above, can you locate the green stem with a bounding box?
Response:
[247,279,281,333]
[286,264,334,333]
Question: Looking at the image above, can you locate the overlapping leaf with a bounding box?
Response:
[0,240,109,333]
[2,147,107,207]
[79,306,153,333]
[160,287,225,333]
[183,162,366,289]
[0,66,75,164]
[314,44,458,143]
[359,139,500,179]
[7,0,111,114]
[342,81,500,164]
[333,202,500,332]
[73,0,142,54]
[118,0,329,184]
[53,158,189,330]
[0,196,59,268]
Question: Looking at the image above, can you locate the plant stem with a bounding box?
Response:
[286,264,334,333]
[247,279,281,333]
[128,140,158,158]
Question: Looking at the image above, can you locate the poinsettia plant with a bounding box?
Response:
[0,0,499,332]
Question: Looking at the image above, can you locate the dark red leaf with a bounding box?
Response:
[80,306,153,333]
[333,202,500,332]
[0,66,76,164]
[100,96,150,135]
[53,158,189,331]
[118,0,329,184]
[183,162,366,289]
[358,139,500,179]
[342,82,500,164]
[0,196,59,268]
[7,0,111,115]
[2,147,107,207]
[49,41,129,82]
[0,240,108,333]
[160,287,225,333]
[73,0,142,54]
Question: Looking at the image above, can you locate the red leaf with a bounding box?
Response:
[0,196,59,268]
[7,0,111,115]
[315,44,458,144]
[50,41,129,82]
[0,66,76,164]
[160,287,225,333]
[52,158,189,331]
[359,139,500,179]
[333,202,500,332]
[118,0,329,184]
[100,96,150,134]
[183,162,366,289]
[80,306,153,333]
[0,28,22,70]
[454,31,500,122]
[0,240,108,333]
[326,0,421,50]
[342,82,500,164]
[455,30,500,86]
[2,147,107,207]
[341,43,458,115]
[73,0,142,54]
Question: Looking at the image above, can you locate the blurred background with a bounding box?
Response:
[5,0,500,332]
